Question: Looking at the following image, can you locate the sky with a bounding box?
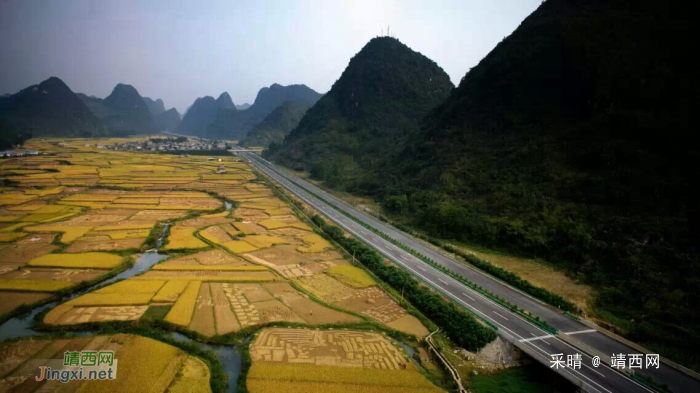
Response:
[0,0,541,113]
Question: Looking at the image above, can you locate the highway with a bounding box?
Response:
[232,147,700,393]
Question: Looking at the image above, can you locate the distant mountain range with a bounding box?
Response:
[176,93,234,136]
[206,83,322,140]
[235,103,251,110]
[1,78,317,141]
[143,97,165,117]
[240,100,311,148]
[0,77,104,137]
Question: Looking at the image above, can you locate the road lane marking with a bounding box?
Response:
[462,293,475,301]
[519,334,554,343]
[493,311,508,320]
[418,266,426,272]
[250,159,653,393]
[563,329,597,336]
[438,278,449,285]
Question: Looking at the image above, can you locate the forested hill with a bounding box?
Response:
[268,37,454,185]
[240,100,311,148]
[0,77,104,137]
[282,0,698,364]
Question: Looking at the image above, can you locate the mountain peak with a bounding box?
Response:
[216,92,235,110]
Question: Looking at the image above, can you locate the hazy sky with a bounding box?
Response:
[0,0,541,113]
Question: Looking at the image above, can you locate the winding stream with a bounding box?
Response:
[0,201,247,392]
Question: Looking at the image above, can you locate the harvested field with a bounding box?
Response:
[0,278,70,293]
[258,219,311,231]
[255,299,306,324]
[298,274,356,303]
[386,314,430,337]
[1,267,103,283]
[200,225,233,243]
[64,237,145,252]
[247,329,442,393]
[246,245,309,266]
[232,222,265,235]
[210,282,240,334]
[161,249,251,267]
[152,265,267,271]
[242,234,288,249]
[189,283,216,336]
[0,292,53,317]
[135,270,277,281]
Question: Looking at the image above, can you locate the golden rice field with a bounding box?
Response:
[27,252,124,269]
[1,138,436,392]
[326,265,376,288]
[297,234,332,253]
[0,334,212,392]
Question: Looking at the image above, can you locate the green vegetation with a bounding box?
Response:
[0,119,32,149]
[241,100,311,148]
[269,36,454,183]
[0,77,106,137]
[274,0,700,369]
[469,364,571,393]
[312,214,496,351]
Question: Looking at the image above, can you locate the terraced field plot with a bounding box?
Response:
[3,138,430,390]
[0,334,211,392]
[247,328,443,393]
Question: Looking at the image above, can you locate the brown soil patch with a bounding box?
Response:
[246,244,308,266]
[286,296,361,325]
[233,208,269,221]
[223,283,261,328]
[251,328,408,369]
[237,283,274,303]
[64,237,144,252]
[162,249,250,266]
[334,287,395,314]
[90,306,149,322]
[362,302,407,323]
[201,225,232,243]
[386,315,429,337]
[0,292,53,317]
[129,210,188,220]
[245,254,315,279]
[0,234,57,264]
[210,283,240,334]
[1,268,103,283]
[298,274,355,303]
[0,339,50,377]
[255,299,305,324]
[270,228,313,238]
[178,217,234,228]
[189,283,216,336]
[137,270,276,280]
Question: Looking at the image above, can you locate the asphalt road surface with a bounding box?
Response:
[233,147,699,393]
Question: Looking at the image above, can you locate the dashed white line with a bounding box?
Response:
[438,278,449,285]
[462,292,475,301]
[493,311,509,320]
